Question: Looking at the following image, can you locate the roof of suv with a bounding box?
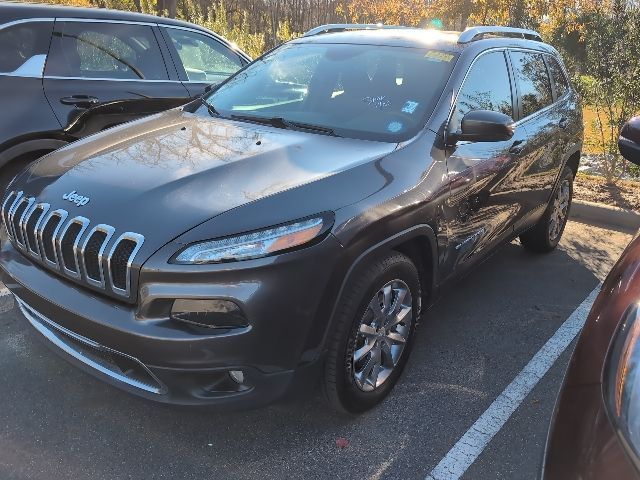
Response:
[0,1,204,30]
[293,26,557,55]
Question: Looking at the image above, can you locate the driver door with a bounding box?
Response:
[441,50,528,277]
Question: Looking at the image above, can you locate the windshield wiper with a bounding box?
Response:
[200,97,220,117]
[287,120,340,137]
[230,114,340,137]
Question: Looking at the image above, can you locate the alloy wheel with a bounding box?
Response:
[548,178,571,242]
[351,280,414,392]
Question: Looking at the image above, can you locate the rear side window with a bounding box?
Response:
[165,28,243,83]
[546,56,570,98]
[0,21,53,74]
[510,51,553,118]
[453,51,513,130]
[45,22,168,80]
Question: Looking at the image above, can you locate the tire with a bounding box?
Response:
[323,251,421,414]
[520,165,574,253]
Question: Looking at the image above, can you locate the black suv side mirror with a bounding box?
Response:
[619,117,640,166]
[453,110,515,143]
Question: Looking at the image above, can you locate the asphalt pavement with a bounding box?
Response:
[0,219,633,480]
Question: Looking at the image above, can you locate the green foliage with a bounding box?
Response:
[175,0,266,58]
[576,8,640,183]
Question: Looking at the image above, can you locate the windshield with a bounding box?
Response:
[203,42,457,142]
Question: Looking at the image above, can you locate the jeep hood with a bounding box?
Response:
[13,108,395,255]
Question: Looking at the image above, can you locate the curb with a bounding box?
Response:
[570,200,640,230]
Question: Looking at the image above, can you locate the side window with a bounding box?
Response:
[547,56,569,98]
[453,51,513,131]
[510,51,553,118]
[165,28,243,82]
[0,21,53,75]
[45,22,168,80]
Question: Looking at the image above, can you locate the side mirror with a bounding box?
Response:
[454,110,515,143]
[619,117,640,166]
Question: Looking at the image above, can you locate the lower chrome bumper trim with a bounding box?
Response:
[15,295,165,395]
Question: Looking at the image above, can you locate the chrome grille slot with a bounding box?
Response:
[80,224,114,288]
[108,233,144,297]
[23,203,49,256]
[2,191,144,301]
[11,197,31,247]
[2,190,19,234]
[58,217,89,278]
[40,210,67,266]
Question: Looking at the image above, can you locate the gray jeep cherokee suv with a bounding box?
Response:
[0,24,582,413]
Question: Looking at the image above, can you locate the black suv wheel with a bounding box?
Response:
[323,252,420,413]
[520,165,574,253]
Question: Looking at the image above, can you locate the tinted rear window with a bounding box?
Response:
[45,22,168,80]
[0,21,53,74]
[510,51,553,118]
[546,55,570,98]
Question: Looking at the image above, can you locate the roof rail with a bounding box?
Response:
[303,23,405,37]
[458,26,542,43]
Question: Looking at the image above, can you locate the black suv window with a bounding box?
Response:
[0,21,53,74]
[510,51,553,118]
[546,56,569,98]
[165,28,243,83]
[45,22,168,80]
[453,51,513,130]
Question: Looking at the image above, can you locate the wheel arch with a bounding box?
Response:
[316,225,439,356]
[565,150,581,178]
[0,138,68,169]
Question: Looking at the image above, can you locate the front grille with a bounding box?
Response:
[2,191,144,300]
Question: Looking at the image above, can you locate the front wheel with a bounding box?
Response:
[323,251,420,414]
[520,165,573,253]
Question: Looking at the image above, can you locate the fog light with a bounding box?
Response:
[171,299,248,329]
[229,370,244,384]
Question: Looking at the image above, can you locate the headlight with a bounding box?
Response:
[172,216,329,264]
[604,303,640,470]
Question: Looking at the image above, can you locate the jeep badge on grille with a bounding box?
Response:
[62,190,90,207]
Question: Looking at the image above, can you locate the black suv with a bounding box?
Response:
[0,2,249,187]
[0,24,583,413]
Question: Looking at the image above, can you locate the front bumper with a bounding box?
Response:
[0,230,344,409]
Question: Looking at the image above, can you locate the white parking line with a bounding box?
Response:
[425,284,601,480]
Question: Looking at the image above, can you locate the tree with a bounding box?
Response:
[578,7,640,183]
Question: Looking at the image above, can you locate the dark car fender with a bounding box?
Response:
[306,224,439,362]
[0,137,68,169]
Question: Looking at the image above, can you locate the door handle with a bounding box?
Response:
[60,95,100,108]
[509,141,524,155]
[559,118,569,129]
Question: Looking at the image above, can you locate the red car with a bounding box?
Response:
[542,116,640,478]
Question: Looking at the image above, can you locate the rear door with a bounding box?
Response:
[159,26,246,97]
[443,50,528,276]
[507,50,563,230]
[0,20,61,150]
[43,20,189,136]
